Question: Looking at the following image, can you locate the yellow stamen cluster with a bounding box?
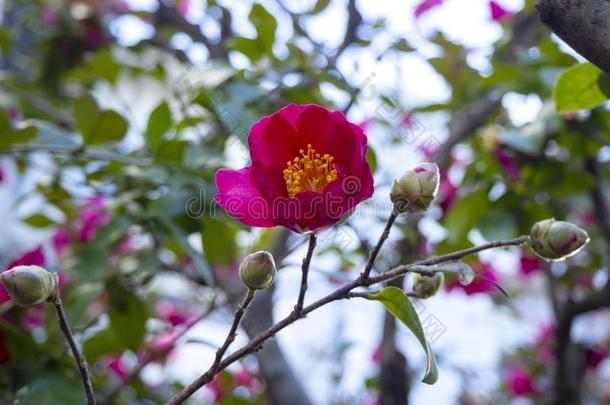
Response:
[283,144,338,197]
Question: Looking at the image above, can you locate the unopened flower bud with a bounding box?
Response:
[239,251,276,290]
[529,219,590,261]
[412,272,444,298]
[390,162,440,214]
[0,265,57,307]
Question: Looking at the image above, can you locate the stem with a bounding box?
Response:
[166,289,255,405]
[2,144,151,167]
[51,296,97,405]
[166,228,528,404]
[102,299,221,405]
[360,212,397,281]
[294,233,317,314]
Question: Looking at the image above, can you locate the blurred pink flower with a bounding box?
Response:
[52,229,70,256]
[490,1,513,21]
[414,0,444,19]
[7,246,46,269]
[494,148,520,181]
[519,254,542,277]
[585,346,608,370]
[438,171,458,214]
[0,166,4,184]
[105,356,128,382]
[149,332,177,353]
[155,300,200,328]
[446,262,499,295]
[78,197,110,242]
[176,0,189,17]
[506,364,536,397]
[233,367,258,389]
[23,306,46,331]
[535,323,555,363]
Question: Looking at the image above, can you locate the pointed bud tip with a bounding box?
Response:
[239,251,276,290]
[413,272,444,298]
[0,265,56,307]
[529,219,590,261]
[390,162,440,214]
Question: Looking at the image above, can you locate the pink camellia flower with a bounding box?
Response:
[506,364,536,397]
[0,166,4,184]
[414,0,444,19]
[490,1,513,21]
[215,104,374,233]
[519,253,542,277]
[446,262,499,295]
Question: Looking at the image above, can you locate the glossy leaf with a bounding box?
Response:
[370,287,439,384]
[553,63,610,112]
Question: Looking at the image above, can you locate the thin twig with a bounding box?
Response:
[2,144,151,167]
[165,289,256,404]
[51,295,97,405]
[294,234,317,314]
[166,226,528,404]
[102,298,222,404]
[360,212,398,281]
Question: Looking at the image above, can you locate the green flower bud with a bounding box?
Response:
[412,272,444,298]
[529,219,590,261]
[239,251,276,290]
[390,162,440,214]
[0,265,57,307]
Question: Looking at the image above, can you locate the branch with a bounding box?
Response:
[166,231,528,404]
[536,0,610,74]
[166,289,255,404]
[585,157,610,246]
[294,233,317,314]
[327,0,363,67]
[360,212,397,281]
[2,144,151,167]
[51,294,96,405]
[102,298,221,404]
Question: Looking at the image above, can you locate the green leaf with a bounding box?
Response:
[370,287,439,384]
[74,96,99,140]
[201,216,238,266]
[310,0,330,14]
[90,110,128,144]
[107,284,148,351]
[553,63,610,112]
[75,96,128,144]
[249,4,277,54]
[22,213,56,227]
[83,328,124,363]
[146,101,172,147]
[366,146,377,173]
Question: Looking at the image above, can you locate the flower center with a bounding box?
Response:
[283,144,338,197]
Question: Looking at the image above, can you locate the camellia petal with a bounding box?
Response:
[214,104,375,233]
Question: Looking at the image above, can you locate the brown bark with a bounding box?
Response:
[536,0,610,74]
